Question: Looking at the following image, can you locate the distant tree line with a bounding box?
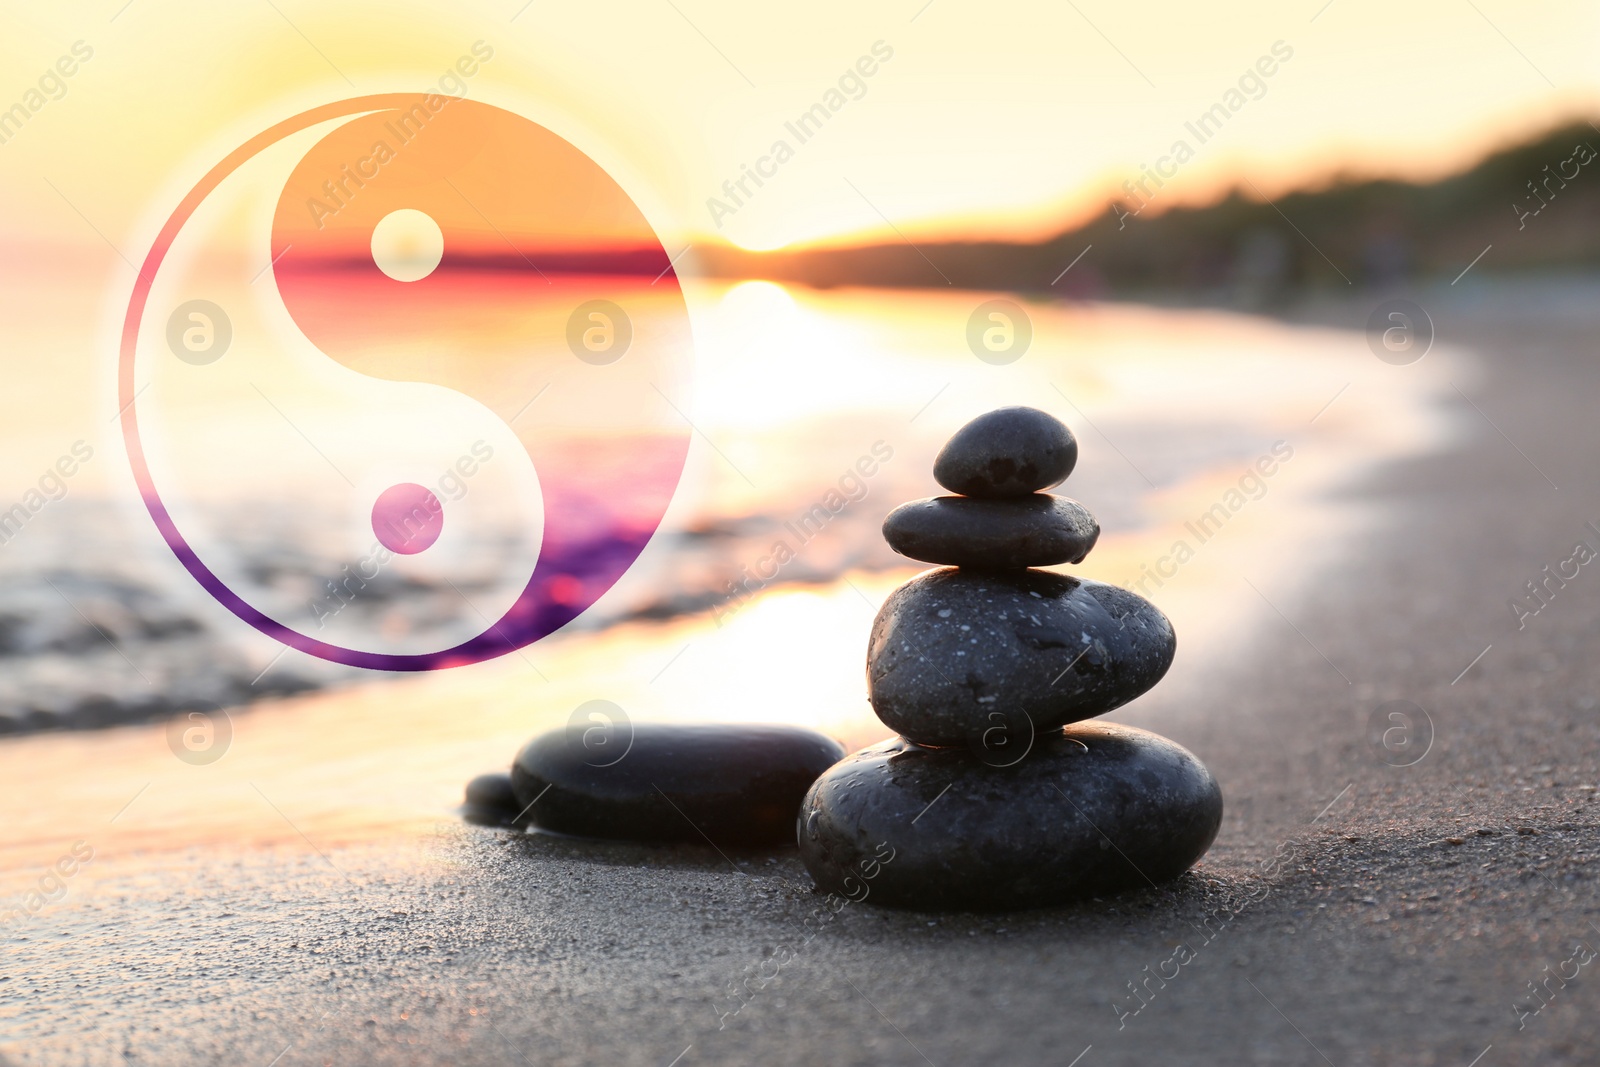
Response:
[698,120,1600,300]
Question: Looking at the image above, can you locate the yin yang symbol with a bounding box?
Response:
[119,94,693,670]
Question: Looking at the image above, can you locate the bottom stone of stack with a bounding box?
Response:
[798,722,1222,911]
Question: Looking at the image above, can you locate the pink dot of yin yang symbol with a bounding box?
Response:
[119,95,693,671]
[372,483,444,555]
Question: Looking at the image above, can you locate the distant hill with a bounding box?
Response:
[697,120,1600,299]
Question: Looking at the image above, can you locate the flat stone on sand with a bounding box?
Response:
[510,723,845,846]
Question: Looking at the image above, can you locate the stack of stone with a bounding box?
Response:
[799,406,1222,911]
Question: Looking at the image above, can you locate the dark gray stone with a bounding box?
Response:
[462,772,522,827]
[798,722,1222,911]
[466,772,519,810]
[933,406,1077,498]
[867,568,1175,747]
[511,723,846,847]
[882,495,1099,569]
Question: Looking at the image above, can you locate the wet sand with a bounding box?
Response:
[7,283,1600,1065]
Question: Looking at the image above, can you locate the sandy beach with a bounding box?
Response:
[5,280,1600,1066]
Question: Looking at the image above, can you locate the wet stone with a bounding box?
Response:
[933,406,1078,498]
[510,723,846,847]
[798,722,1222,911]
[462,772,522,827]
[881,495,1099,570]
[867,567,1175,748]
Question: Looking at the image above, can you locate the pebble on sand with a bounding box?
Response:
[510,723,845,847]
[798,723,1222,911]
[462,772,521,826]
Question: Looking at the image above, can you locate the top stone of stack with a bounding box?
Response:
[931,405,1078,498]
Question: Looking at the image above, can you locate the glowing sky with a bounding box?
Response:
[1,0,1598,255]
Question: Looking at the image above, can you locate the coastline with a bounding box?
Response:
[8,287,1600,1064]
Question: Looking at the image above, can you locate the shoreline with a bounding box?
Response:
[0,284,1458,740]
[8,291,1600,1064]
